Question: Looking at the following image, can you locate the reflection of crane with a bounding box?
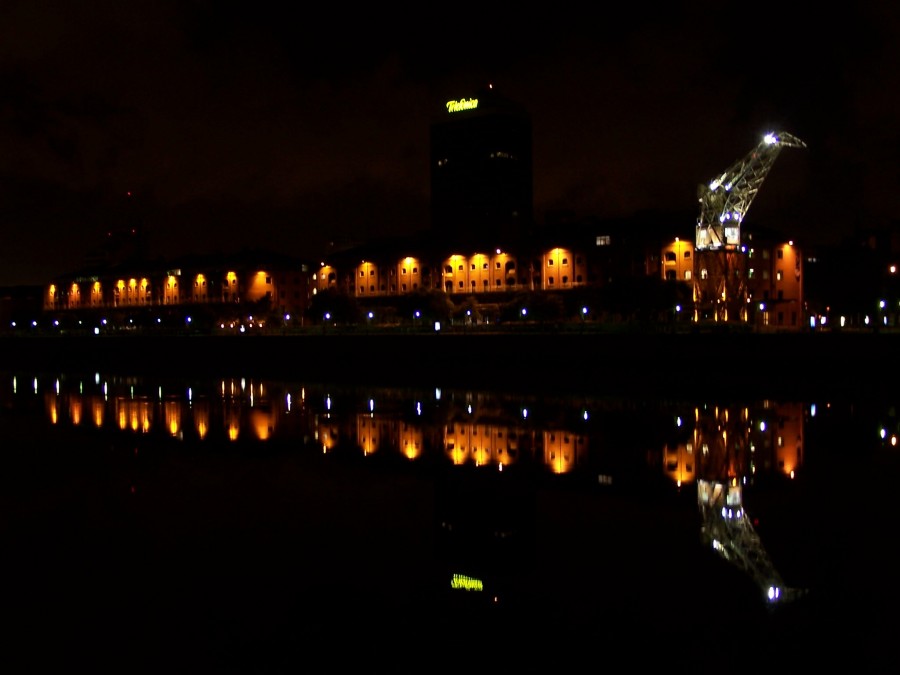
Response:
[694,131,806,323]
[698,478,806,606]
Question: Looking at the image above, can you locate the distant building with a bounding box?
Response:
[41,250,312,331]
[430,85,534,245]
[0,285,43,330]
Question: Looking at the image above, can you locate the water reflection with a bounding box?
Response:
[5,372,813,485]
[2,368,895,623]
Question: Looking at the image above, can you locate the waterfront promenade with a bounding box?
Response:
[0,328,894,399]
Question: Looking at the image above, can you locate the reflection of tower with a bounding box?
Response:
[435,467,536,608]
[698,478,805,605]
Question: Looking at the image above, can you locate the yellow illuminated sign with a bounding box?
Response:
[450,573,483,592]
[446,98,478,113]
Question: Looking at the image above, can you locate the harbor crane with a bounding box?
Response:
[694,131,806,323]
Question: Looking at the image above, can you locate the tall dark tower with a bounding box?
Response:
[430,85,533,246]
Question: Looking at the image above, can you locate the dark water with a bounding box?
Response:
[1,368,897,671]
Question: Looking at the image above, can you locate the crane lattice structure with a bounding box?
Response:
[694,131,806,323]
[697,479,806,606]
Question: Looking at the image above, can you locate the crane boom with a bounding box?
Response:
[696,131,806,251]
[693,131,806,322]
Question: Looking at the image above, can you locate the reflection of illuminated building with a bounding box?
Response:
[444,422,523,467]
[774,403,803,477]
[250,407,276,441]
[225,406,240,441]
[45,392,59,424]
[316,415,340,452]
[663,441,695,486]
[69,396,83,425]
[357,415,392,455]
[164,400,181,437]
[542,429,587,474]
[354,417,422,457]
[91,397,104,427]
[398,422,423,460]
[117,398,152,433]
[693,405,750,481]
[192,400,210,439]
[749,401,804,478]
[14,372,812,499]
[665,401,805,485]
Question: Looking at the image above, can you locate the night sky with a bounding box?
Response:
[1,1,898,286]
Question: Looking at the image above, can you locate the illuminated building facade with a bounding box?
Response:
[43,251,312,329]
[661,238,694,283]
[746,235,804,330]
